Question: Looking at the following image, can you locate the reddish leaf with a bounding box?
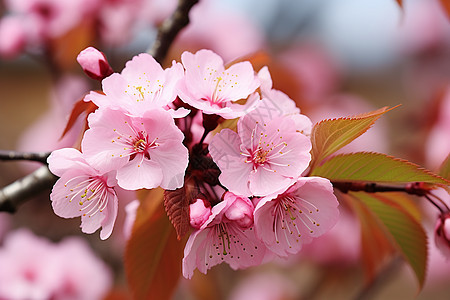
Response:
[60,97,98,140]
[354,192,428,289]
[309,106,398,171]
[164,187,191,240]
[395,0,403,7]
[342,192,396,282]
[439,0,450,19]
[125,188,184,300]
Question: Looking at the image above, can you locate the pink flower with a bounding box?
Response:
[48,148,119,240]
[0,229,112,300]
[177,49,261,119]
[123,199,140,240]
[182,192,266,279]
[434,213,450,258]
[86,53,187,118]
[0,16,27,59]
[254,177,339,257]
[77,46,113,81]
[189,198,212,229]
[209,114,312,197]
[82,108,188,190]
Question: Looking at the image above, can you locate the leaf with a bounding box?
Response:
[353,192,428,289]
[309,106,397,171]
[439,154,450,180]
[311,152,449,185]
[125,188,184,300]
[395,0,403,8]
[342,192,396,282]
[439,0,450,19]
[164,186,192,240]
[60,97,98,139]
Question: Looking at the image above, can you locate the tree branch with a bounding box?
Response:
[0,166,57,213]
[147,0,199,63]
[0,150,51,164]
[332,181,430,197]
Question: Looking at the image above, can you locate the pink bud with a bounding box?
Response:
[435,213,450,258]
[224,192,254,229]
[190,199,212,229]
[77,47,113,81]
[0,16,26,59]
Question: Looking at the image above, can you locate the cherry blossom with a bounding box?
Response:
[0,229,112,300]
[177,49,261,119]
[209,114,311,197]
[82,107,188,190]
[48,148,119,240]
[253,177,339,257]
[86,53,187,118]
[182,192,266,279]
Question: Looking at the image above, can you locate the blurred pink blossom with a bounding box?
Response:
[173,0,265,63]
[0,229,112,299]
[0,16,27,59]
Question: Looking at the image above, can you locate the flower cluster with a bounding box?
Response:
[48,48,339,277]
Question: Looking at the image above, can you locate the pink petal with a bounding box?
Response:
[116,155,163,190]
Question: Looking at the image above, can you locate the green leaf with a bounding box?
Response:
[311,152,450,185]
[439,154,450,180]
[309,106,397,171]
[125,189,184,300]
[353,192,428,289]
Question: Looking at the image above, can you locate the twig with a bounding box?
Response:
[147,0,200,63]
[0,166,57,213]
[332,181,431,197]
[0,150,51,164]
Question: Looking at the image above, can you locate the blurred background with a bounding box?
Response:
[0,0,449,299]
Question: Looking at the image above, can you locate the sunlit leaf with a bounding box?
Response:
[439,154,450,180]
[311,152,449,185]
[125,188,184,300]
[353,192,428,289]
[309,106,397,171]
[342,192,395,282]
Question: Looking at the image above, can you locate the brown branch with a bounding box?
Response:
[0,150,51,164]
[0,166,57,213]
[332,181,430,197]
[147,0,200,63]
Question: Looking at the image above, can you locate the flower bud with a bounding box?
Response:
[190,198,212,229]
[435,213,450,258]
[224,192,254,229]
[77,47,113,81]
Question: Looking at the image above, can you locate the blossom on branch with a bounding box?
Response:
[182,192,266,279]
[253,177,339,256]
[48,148,119,240]
[177,49,261,119]
[86,53,187,118]
[82,107,188,190]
